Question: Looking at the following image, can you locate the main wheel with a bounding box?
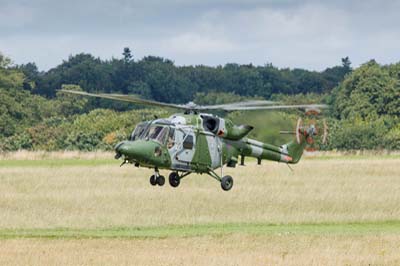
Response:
[221,175,233,191]
[157,175,165,186]
[149,175,157,186]
[169,172,180,187]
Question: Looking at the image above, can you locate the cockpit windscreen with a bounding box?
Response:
[130,122,149,141]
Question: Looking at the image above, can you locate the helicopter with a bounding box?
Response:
[60,90,328,191]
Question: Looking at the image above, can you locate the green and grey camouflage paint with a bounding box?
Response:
[115,113,309,173]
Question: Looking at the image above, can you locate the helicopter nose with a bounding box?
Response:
[114,140,148,161]
[113,140,171,167]
[114,141,128,159]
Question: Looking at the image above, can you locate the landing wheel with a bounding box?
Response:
[169,172,180,188]
[157,175,165,186]
[221,175,233,191]
[149,175,157,186]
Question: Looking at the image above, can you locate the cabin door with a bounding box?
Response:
[173,129,196,169]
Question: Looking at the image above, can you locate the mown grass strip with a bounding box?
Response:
[1,221,400,239]
[0,159,117,167]
[305,154,400,160]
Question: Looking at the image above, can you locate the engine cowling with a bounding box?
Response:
[201,115,253,140]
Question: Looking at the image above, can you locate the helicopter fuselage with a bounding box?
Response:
[115,113,306,174]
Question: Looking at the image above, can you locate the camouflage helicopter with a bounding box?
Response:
[61,90,328,191]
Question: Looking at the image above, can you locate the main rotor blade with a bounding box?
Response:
[59,90,328,112]
[219,104,329,111]
[59,90,190,110]
[195,100,279,110]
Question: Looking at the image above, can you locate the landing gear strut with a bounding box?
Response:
[151,169,233,190]
[207,169,234,191]
[168,172,191,188]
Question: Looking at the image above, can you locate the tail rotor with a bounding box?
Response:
[281,109,329,151]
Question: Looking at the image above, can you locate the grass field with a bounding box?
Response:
[0,152,399,265]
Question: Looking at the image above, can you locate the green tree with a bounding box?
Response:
[122,47,133,63]
[341,56,351,70]
[17,62,39,91]
[332,60,400,120]
[0,52,12,68]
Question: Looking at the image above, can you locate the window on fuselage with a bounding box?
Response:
[167,128,175,149]
[130,122,149,141]
[144,125,169,145]
[183,135,194,149]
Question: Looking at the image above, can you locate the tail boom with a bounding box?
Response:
[243,138,306,164]
[224,120,317,166]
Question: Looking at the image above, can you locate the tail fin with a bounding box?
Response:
[283,118,318,164]
[285,140,307,164]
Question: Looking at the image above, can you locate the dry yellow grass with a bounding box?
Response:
[1,234,400,266]
[1,154,400,265]
[0,157,399,228]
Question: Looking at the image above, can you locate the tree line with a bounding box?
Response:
[17,48,351,105]
[0,50,399,151]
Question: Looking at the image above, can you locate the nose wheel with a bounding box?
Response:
[156,175,165,186]
[150,175,157,186]
[149,170,165,186]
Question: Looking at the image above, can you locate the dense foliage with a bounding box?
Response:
[1,50,399,151]
[327,60,400,150]
[18,49,350,104]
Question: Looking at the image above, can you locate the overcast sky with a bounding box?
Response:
[1,0,399,71]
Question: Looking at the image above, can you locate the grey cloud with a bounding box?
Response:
[0,0,399,70]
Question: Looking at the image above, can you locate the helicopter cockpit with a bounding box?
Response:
[131,122,175,148]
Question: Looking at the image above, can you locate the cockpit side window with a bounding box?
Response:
[131,123,148,141]
[167,128,175,149]
[144,125,170,145]
[149,126,163,139]
[155,127,169,144]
